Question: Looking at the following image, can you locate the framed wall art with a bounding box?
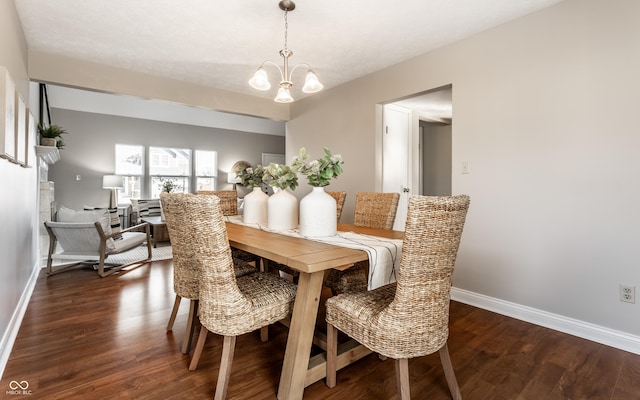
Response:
[14,92,26,165]
[0,66,16,161]
[23,109,36,168]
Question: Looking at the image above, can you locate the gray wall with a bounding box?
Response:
[287,0,640,344]
[421,122,452,196]
[48,108,285,210]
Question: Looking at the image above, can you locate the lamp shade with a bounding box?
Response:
[103,175,124,189]
[274,87,294,103]
[302,70,323,93]
[249,68,271,91]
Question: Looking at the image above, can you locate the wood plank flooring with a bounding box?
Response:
[2,259,639,399]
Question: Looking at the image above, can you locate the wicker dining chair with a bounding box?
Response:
[326,191,347,222]
[197,190,262,268]
[162,193,257,355]
[325,195,470,400]
[164,193,297,399]
[324,191,400,293]
[197,190,238,215]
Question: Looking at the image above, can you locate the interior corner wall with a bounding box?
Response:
[47,108,285,210]
[287,0,640,338]
[0,0,40,379]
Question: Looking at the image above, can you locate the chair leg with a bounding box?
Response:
[326,323,338,388]
[189,325,208,371]
[166,295,181,331]
[439,343,462,400]
[181,299,198,354]
[260,325,269,342]
[214,335,237,400]
[395,358,410,400]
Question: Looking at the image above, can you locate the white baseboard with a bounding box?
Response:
[0,262,40,380]
[451,287,640,356]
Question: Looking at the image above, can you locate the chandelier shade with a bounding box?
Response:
[248,1,323,102]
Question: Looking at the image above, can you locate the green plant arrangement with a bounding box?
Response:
[263,162,299,191]
[159,178,175,193]
[291,147,344,187]
[236,164,266,190]
[37,123,67,149]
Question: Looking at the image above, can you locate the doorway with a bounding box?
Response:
[378,85,452,230]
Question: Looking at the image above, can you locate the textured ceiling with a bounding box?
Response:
[14,0,564,104]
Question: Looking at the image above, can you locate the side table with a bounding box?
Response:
[140,216,170,247]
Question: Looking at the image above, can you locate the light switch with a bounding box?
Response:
[76,175,81,181]
[461,161,469,174]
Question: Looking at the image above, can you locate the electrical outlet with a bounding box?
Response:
[619,284,635,304]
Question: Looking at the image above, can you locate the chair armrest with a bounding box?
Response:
[119,222,151,235]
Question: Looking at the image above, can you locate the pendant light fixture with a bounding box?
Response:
[248,0,323,103]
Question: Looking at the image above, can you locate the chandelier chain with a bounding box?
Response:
[283,9,289,51]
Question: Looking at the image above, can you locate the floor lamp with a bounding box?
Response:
[103,175,124,209]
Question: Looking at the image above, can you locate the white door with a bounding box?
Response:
[382,104,411,230]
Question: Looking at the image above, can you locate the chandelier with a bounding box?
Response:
[248,0,323,103]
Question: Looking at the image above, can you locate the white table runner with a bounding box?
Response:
[226,216,402,290]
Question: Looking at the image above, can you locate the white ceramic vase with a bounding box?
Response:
[267,188,298,230]
[243,187,268,224]
[299,186,337,237]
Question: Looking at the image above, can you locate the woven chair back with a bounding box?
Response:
[165,193,262,336]
[381,195,470,356]
[160,193,201,300]
[326,191,347,221]
[353,192,400,229]
[197,190,238,216]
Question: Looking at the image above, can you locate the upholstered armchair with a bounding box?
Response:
[44,206,152,277]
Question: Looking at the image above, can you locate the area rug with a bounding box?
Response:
[105,244,173,265]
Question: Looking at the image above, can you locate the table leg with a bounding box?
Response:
[277,270,325,400]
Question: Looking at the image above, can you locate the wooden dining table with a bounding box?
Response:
[225,221,403,400]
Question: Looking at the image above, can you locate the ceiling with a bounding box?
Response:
[14,0,563,123]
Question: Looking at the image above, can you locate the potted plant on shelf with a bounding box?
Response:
[264,163,299,230]
[291,147,344,236]
[237,164,268,224]
[38,124,67,149]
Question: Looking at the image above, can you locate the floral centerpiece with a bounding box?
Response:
[291,147,344,187]
[263,163,299,230]
[236,164,265,190]
[264,162,299,191]
[292,147,344,236]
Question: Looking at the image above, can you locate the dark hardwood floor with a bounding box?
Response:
[2,259,639,399]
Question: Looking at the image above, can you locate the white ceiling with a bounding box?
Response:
[15,0,563,104]
[14,0,562,127]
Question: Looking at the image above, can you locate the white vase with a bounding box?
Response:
[268,188,298,230]
[243,187,268,224]
[299,186,337,237]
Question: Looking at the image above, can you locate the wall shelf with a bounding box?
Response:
[35,145,60,164]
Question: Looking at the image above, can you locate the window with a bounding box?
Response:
[149,146,192,198]
[195,150,218,191]
[115,144,144,203]
[115,145,215,199]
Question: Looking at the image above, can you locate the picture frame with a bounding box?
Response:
[14,92,26,165]
[24,109,35,168]
[0,66,16,161]
[261,152,285,167]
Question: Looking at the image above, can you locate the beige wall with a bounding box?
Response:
[288,0,640,340]
[29,52,290,122]
[0,0,39,374]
